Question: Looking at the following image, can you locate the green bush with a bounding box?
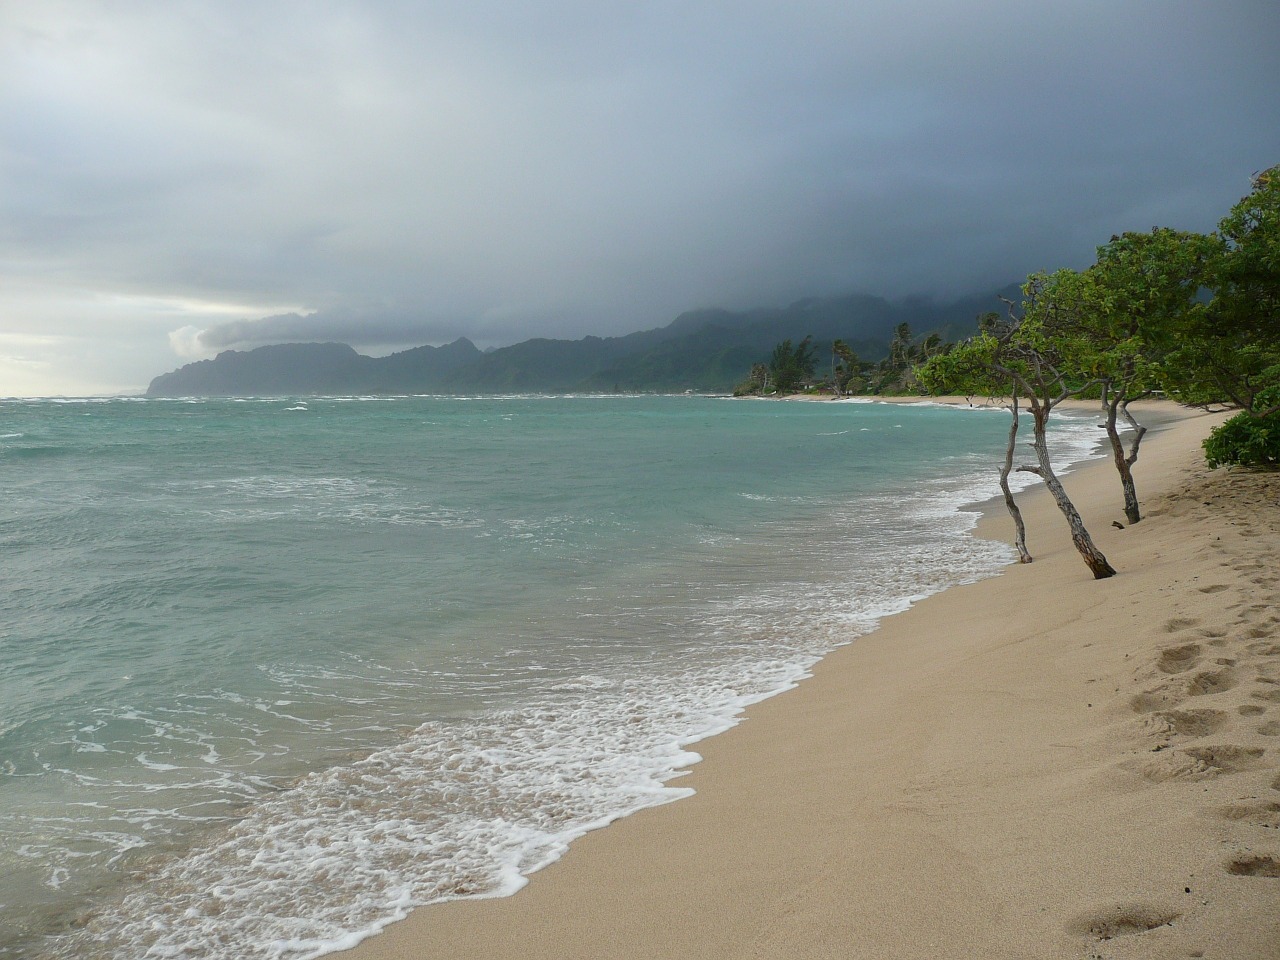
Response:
[1203,412,1280,469]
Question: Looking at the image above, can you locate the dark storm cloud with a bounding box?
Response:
[1,1,1277,390]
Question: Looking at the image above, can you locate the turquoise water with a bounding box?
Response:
[0,395,1101,958]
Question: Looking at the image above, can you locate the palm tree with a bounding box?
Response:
[832,339,861,395]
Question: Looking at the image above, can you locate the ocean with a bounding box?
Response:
[0,395,1102,959]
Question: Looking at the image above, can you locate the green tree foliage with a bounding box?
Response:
[768,336,818,393]
[887,322,914,370]
[915,320,1001,397]
[1203,403,1280,468]
[876,322,916,392]
[733,363,772,396]
[1164,167,1280,419]
[869,323,949,393]
[1209,166,1280,357]
[1059,229,1219,388]
[831,339,867,395]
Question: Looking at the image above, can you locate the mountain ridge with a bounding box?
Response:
[145,288,1015,396]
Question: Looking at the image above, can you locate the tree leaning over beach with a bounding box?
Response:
[916,315,1032,564]
[918,284,1117,579]
[1030,228,1221,522]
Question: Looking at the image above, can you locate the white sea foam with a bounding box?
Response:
[173,475,485,529]
[135,755,183,772]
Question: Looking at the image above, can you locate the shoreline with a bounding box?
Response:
[343,400,1280,959]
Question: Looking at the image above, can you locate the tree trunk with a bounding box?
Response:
[1022,404,1116,579]
[1001,394,1032,563]
[1103,392,1143,525]
[1120,398,1148,483]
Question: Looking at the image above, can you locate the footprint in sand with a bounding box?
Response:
[1066,904,1180,941]
[1154,709,1227,738]
[1181,745,1265,774]
[1164,617,1201,633]
[1215,801,1280,829]
[1134,745,1264,783]
[1185,669,1237,697]
[1198,584,1230,594]
[1239,704,1267,716]
[1259,721,1280,736]
[1131,688,1179,714]
[1226,855,1280,878]
[1156,643,1201,675]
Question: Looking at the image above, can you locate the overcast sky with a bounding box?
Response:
[2,1,1277,395]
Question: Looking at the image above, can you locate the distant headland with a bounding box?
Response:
[145,289,1015,397]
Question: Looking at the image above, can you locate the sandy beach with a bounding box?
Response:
[342,400,1280,960]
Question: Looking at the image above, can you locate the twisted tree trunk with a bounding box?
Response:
[1101,386,1148,525]
[1000,393,1032,563]
[1019,402,1116,580]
